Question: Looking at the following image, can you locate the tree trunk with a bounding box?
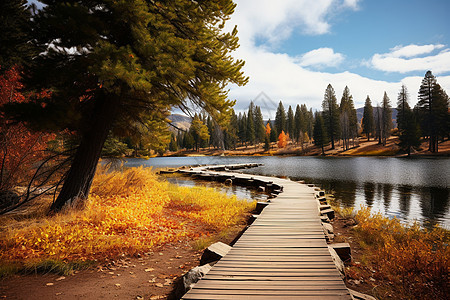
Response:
[50,94,120,213]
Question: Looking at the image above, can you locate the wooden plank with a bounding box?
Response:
[181,165,351,300]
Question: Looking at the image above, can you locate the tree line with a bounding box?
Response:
[173,101,315,152]
[173,71,449,157]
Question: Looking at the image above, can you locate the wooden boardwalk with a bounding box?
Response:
[181,165,351,300]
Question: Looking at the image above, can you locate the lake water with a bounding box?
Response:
[124,156,450,228]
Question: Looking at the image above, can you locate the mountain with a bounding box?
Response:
[168,114,191,132]
[356,107,398,128]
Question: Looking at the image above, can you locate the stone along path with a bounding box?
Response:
[180,165,351,299]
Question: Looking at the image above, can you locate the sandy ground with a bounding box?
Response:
[0,241,202,300]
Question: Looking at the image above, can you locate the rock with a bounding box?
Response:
[321,208,335,220]
[331,243,352,262]
[322,222,334,234]
[254,202,269,215]
[200,242,231,265]
[348,288,377,300]
[173,264,212,299]
[327,246,345,278]
[320,215,330,223]
[322,222,335,243]
[319,204,331,211]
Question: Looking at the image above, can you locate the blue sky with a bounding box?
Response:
[226,0,450,116]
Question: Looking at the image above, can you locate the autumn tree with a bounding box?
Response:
[277,130,288,148]
[362,96,374,141]
[313,112,328,155]
[6,1,247,212]
[416,71,449,152]
[322,84,340,149]
[0,67,54,213]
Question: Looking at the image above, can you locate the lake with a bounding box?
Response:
[124,156,450,228]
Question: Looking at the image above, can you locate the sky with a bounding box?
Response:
[28,0,450,118]
[226,0,450,118]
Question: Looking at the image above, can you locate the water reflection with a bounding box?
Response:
[364,182,375,207]
[123,156,450,228]
[163,176,268,202]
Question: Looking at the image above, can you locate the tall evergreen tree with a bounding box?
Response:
[246,102,255,145]
[254,106,265,144]
[313,112,328,155]
[7,0,247,212]
[294,104,302,143]
[362,96,374,141]
[275,101,286,135]
[396,84,410,132]
[339,86,357,150]
[287,105,294,138]
[0,0,36,70]
[381,92,393,146]
[269,119,278,143]
[416,71,448,152]
[224,109,238,150]
[395,85,421,155]
[322,84,340,149]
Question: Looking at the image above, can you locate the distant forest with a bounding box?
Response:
[168,71,448,156]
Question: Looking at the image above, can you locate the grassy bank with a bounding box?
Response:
[331,203,449,300]
[0,167,255,277]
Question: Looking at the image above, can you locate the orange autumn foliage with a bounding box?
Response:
[277,130,288,148]
[0,167,255,265]
[351,207,449,299]
[265,122,271,135]
[0,67,53,191]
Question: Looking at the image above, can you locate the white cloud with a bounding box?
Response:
[389,44,445,58]
[297,48,344,68]
[225,2,450,116]
[343,0,361,10]
[227,0,356,47]
[370,44,450,74]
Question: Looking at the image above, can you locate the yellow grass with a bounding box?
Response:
[350,207,449,299]
[0,167,255,274]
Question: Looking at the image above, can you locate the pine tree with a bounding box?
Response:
[322,84,340,149]
[362,96,374,141]
[416,71,448,152]
[10,1,247,212]
[339,86,357,150]
[396,84,410,133]
[287,105,294,138]
[294,104,302,143]
[313,112,328,155]
[275,101,286,135]
[0,0,36,70]
[381,92,393,146]
[246,102,255,145]
[254,106,265,144]
[269,119,278,144]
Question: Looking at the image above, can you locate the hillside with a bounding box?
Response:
[168,114,191,132]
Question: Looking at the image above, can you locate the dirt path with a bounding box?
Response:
[0,241,201,300]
